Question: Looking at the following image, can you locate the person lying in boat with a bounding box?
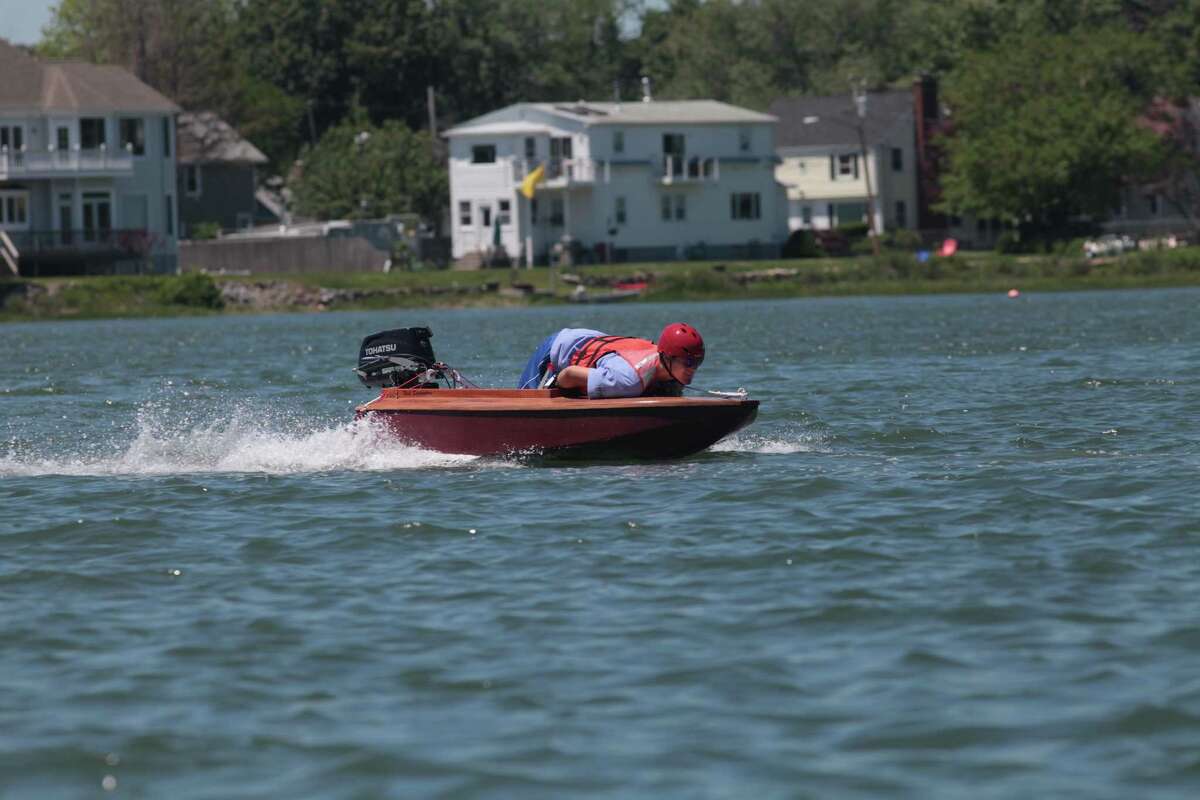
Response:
[518,323,704,398]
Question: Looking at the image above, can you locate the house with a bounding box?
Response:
[770,89,920,237]
[0,39,180,275]
[443,96,787,265]
[176,111,273,237]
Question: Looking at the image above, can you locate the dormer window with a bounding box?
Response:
[471,144,496,164]
[739,127,751,152]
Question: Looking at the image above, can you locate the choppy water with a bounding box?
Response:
[1,289,1198,798]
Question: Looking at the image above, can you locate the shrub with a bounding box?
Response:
[995,230,1024,253]
[836,221,870,240]
[190,221,221,240]
[782,229,820,259]
[155,273,224,308]
[885,229,924,251]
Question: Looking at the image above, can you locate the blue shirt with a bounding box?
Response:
[548,328,644,398]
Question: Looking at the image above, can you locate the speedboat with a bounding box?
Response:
[352,327,758,460]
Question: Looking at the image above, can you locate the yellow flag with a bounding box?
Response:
[520,163,546,199]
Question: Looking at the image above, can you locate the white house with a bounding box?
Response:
[0,39,180,275]
[770,90,919,236]
[444,98,787,265]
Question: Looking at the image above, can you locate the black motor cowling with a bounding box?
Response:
[355,326,439,388]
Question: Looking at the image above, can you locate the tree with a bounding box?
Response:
[938,27,1169,238]
[291,110,447,224]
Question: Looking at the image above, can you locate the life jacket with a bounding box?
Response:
[567,335,661,391]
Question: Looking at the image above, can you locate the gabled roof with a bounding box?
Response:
[445,100,776,136]
[0,38,179,113]
[177,111,268,165]
[769,91,912,149]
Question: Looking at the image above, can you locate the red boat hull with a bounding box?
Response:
[356,388,759,460]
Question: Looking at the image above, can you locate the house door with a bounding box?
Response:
[477,203,493,248]
[82,192,113,243]
[55,125,71,164]
[58,193,74,245]
[549,137,572,178]
[663,133,685,178]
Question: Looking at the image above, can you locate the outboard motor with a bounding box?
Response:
[355,326,440,388]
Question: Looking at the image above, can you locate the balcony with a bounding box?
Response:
[660,155,720,185]
[512,157,609,188]
[4,228,175,276]
[0,145,136,179]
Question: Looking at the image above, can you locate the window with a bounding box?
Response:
[895,200,907,228]
[471,144,496,163]
[1146,194,1160,215]
[524,137,535,159]
[0,191,30,229]
[80,118,106,149]
[892,147,903,172]
[550,136,573,159]
[162,117,171,158]
[56,126,69,151]
[184,165,201,196]
[613,130,624,154]
[550,198,564,226]
[0,125,24,152]
[801,206,812,226]
[837,153,857,178]
[480,205,492,227]
[731,192,761,220]
[615,196,626,225]
[166,193,174,236]
[458,201,471,227]
[662,194,686,222]
[739,127,751,152]
[120,117,145,155]
[498,200,511,226]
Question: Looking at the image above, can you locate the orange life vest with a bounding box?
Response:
[567,335,661,391]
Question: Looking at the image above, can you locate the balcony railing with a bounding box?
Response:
[661,155,720,184]
[0,144,136,178]
[4,228,169,255]
[512,157,608,186]
[5,228,176,276]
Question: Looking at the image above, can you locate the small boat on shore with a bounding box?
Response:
[352,326,758,460]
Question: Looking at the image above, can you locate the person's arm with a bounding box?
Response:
[555,365,590,392]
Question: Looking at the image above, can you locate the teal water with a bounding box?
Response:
[1,289,1198,798]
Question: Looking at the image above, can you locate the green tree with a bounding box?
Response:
[939,27,1168,238]
[292,110,447,224]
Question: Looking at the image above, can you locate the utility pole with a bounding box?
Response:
[853,83,881,258]
[426,86,438,153]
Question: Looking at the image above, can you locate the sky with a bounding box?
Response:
[0,0,55,45]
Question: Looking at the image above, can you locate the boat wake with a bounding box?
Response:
[710,426,828,455]
[0,409,481,478]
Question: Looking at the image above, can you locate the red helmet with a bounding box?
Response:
[657,322,705,368]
